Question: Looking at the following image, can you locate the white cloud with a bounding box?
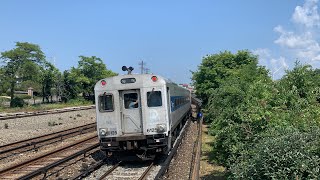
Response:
[253,49,288,78]
[271,56,288,70]
[253,48,271,66]
[270,56,289,79]
[274,26,315,48]
[253,48,271,58]
[255,0,320,79]
[292,0,320,27]
[274,25,320,62]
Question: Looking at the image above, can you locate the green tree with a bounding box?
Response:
[54,72,63,102]
[61,70,79,102]
[192,50,258,105]
[192,50,320,178]
[208,62,272,166]
[0,42,45,107]
[0,67,10,95]
[16,61,42,92]
[70,56,117,98]
[40,62,60,103]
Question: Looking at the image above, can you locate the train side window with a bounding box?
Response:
[147,91,162,107]
[99,94,113,112]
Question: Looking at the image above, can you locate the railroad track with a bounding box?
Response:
[76,118,192,180]
[0,122,96,160]
[101,161,154,180]
[0,134,99,180]
[0,117,198,179]
[190,116,203,180]
[72,159,155,180]
[74,117,199,180]
[0,105,95,120]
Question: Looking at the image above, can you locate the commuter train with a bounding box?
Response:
[94,73,191,159]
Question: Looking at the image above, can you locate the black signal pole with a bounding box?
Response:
[138,60,146,74]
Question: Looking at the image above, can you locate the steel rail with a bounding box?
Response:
[71,159,107,180]
[0,134,98,178]
[19,142,100,180]
[0,105,95,120]
[98,161,122,180]
[138,162,154,180]
[0,123,96,159]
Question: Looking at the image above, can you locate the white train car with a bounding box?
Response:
[94,74,191,159]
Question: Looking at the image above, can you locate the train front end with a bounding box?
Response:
[94,74,170,160]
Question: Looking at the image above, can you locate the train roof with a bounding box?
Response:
[94,74,179,91]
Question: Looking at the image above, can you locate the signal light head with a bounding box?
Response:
[101,80,107,86]
[151,76,158,82]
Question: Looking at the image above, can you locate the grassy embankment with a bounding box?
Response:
[200,124,225,180]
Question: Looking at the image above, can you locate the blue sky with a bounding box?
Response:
[1,0,319,83]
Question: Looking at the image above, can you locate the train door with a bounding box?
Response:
[120,90,143,134]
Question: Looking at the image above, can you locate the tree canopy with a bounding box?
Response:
[0,42,46,107]
[193,50,320,179]
[62,56,117,101]
[0,42,117,106]
[192,50,258,105]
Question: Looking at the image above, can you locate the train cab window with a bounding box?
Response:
[124,93,139,109]
[147,91,162,107]
[99,94,113,112]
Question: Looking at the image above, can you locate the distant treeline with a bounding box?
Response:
[0,42,117,107]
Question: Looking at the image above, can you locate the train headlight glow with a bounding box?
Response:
[156,124,166,133]
[100,129,107,136]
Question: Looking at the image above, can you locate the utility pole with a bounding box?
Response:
[138,60,146,74]
[139,61,146,74]
[145,68,150,74]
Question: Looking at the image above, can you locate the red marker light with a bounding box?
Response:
[151,76,158,82]
[101,80,107,86]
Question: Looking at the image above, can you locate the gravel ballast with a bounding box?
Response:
[0,109,200,179]
[0,109,96,146]
[162,121,199,180]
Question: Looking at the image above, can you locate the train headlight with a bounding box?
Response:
[156,124,166,133]
[100,128,107,136]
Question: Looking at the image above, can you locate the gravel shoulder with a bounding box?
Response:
[162,121,198,180]
[0,109,96,146]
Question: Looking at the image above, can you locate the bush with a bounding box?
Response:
[68,98,92,105]
[15,94,32,99]
[0,97,10,106]
[193,53,320,179]
[11,97,25,107]
[208,64,272,167]
[230,126,320,179]
[48,121,58,126]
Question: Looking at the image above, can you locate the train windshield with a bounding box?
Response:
[99,94,113,111]
[124,93,139,109]
[147,91,162,107]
